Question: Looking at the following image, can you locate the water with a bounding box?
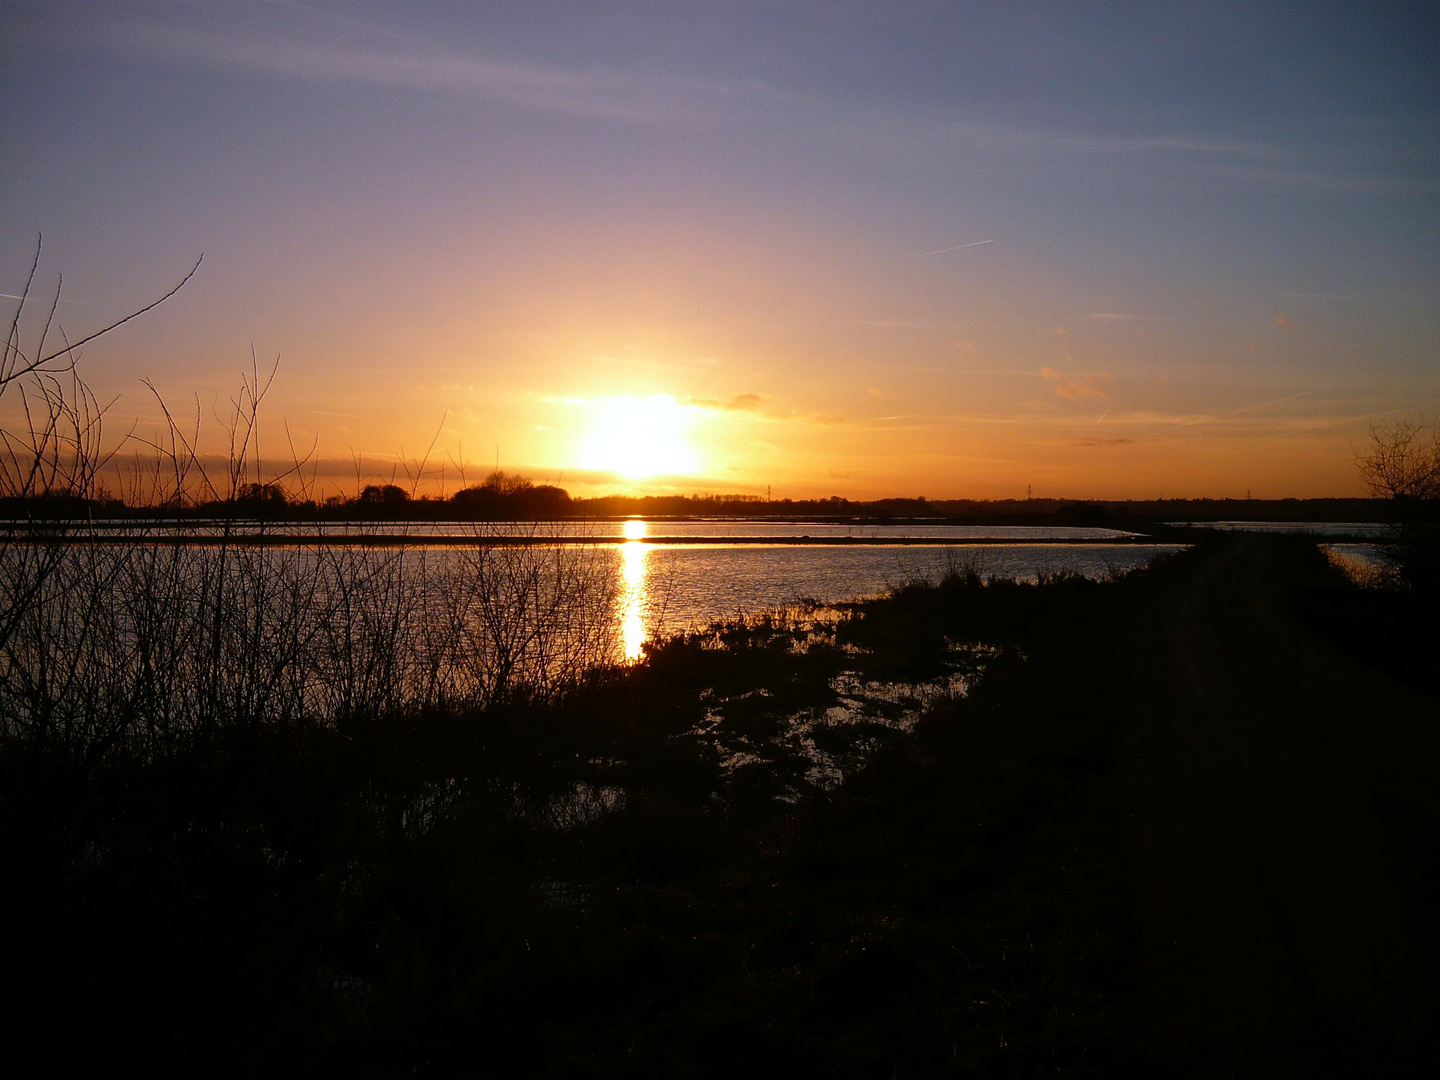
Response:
[1,521,1179,753]
[1322,543,1392,585]
[3,519,1180,667]
[1168,521,1391,537]
[616,539,1181,655]
[62,519,1140,542]
[1324,543,1386,564]
[568,521,1141,541]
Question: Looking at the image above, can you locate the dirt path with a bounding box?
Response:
[1117,536,1439,1075]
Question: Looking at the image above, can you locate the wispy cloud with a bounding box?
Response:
[0,291,90,306]
[1042,366,1113,400]
[116,21,762,126]
[837,110,1439,195]
[535,394,595,406]
[88,10,1439,194]
[853,319,938,329]
[1224,389,1318,417]
[907,239,994,259]
[552,468,756,492]
[685,393,764,412]
[839,110,1287,162]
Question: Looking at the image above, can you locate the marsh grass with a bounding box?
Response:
[0,526,622,759]
[2,260,622,760]
[3,249,1216,1076]
[4,541,1149,1075]
[2,474,1184,1077]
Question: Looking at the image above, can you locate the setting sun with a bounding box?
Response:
[7,5,1436,1070]
[577,395,700,479]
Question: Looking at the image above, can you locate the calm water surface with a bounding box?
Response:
[609,522,1180,658]
[16,518,1177,661]
[75,519,1141,541]
[1169,521,1390,537]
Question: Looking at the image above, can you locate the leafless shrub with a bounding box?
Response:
[1356,415,1440,503]
[1,247,622,760]
[2,467,621,760]
[1355,415,1440,593]
[1,241,199,690]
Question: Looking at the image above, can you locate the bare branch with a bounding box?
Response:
[34,254,204,369]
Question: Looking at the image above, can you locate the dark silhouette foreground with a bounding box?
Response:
[3,535,1435,1076]
[1114,537,1437,1075]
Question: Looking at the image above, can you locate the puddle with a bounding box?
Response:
[544,782,624,830]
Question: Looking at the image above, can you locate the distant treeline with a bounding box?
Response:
[0,470,1415,524]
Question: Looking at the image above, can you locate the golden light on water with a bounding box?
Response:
[579,395,700,479]
[619,519,649,661]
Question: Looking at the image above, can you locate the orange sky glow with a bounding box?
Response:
[3,4,1436,502]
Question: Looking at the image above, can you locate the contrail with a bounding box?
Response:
[0,291,89,305]
[908,239,995,258]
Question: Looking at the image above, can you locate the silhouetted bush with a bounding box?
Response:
[1356,416,1440,593]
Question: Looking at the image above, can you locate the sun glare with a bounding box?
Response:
[618,521,649,661]
[578,395,700,479]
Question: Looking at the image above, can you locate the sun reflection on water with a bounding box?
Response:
[619,520,648,661]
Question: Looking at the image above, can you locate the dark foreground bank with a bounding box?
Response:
[3,535,1436,1077]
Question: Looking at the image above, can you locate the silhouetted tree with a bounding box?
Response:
[479,469,532,496]
[514,483,571,519]
[358,483,409,505]
[235,482,288,513]
[1358,416,1440,502]
[451,470,571,519]
[1357,416,1440,592]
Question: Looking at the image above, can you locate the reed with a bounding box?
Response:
[1,515,622,762]
[1,252,621,761]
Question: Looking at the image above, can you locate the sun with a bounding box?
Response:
[578,395,700,479]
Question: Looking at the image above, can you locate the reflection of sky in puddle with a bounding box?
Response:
[619,520,648,661]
